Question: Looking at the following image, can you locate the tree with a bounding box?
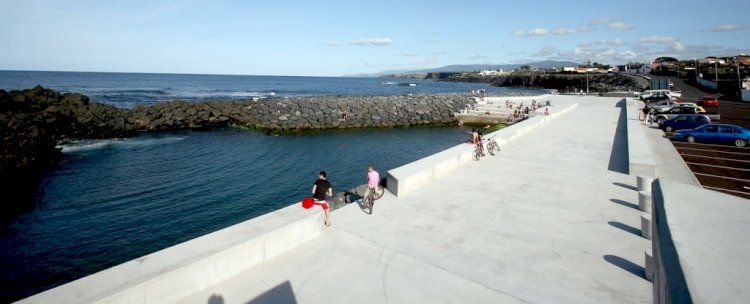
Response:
[520,65,531,70]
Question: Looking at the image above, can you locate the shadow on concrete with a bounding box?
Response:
[208,294,224,304]
[612,182,637,191]
[608,99,629,174]
[608,221,641,236]
[603,255,645,279]
[609,198,638,209]
[246,280,298,304]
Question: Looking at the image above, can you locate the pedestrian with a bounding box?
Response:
[311,171,333,226]
[544,107,550,116]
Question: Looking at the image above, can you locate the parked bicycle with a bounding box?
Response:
[486,136,500,155]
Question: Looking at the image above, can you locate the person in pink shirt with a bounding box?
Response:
[363,164,380,201]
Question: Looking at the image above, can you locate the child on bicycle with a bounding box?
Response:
[363,164,380,200]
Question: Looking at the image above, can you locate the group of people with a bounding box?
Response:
[470,88,486,100]
[309,164,380,227]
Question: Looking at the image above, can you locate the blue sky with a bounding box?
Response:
[1,0,748,76]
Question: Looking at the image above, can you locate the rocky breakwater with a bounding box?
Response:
[447,73,649,93]
[126,94,473,132]
[1,86,133,211]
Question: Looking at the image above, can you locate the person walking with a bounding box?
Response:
[312,171,333,226]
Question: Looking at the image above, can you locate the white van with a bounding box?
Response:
[639,89,681,100]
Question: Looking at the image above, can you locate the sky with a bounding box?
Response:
[0,0,748,76]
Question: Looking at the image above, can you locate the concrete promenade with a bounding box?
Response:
[179,96,654,303]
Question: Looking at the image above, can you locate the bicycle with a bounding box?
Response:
[473,141,484,161]
[362,185,384,214]
[486,136,500,155]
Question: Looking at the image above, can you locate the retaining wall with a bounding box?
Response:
[17,204,326,304]
[650,179,750,303]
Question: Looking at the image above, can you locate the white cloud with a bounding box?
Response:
[551,27,576,35]
[597,38,625,46]
[670,42,686,52]
[326,42,341,47]
[515,17,634,38]
[608,22,635,31]
[640,35,677,43]
[399,51,418,57]
[708,24,750,32]
[513,28,548,37]
[349,38,392,46]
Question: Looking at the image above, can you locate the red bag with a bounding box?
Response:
[302,197,314,209]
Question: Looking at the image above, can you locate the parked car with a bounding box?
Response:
[698,96,719,107]
[659,115,711,132]
[673,102,706,113]
[673,124,750,147]
[644,100,680,113]
[639,89,682,100]
[642,94,670,102]
[652,105,720,125]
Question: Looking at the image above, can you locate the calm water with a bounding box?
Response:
[0,71,506,302]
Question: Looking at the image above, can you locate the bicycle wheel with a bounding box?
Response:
[487,143,495,154]
[363,194,373,213]
[473,147,480,161]
[372,186,384,200]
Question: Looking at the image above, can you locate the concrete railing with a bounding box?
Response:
[387,101,577,197]
[625,98,657,177]
[17,204,327,304]
[649,179,750,303]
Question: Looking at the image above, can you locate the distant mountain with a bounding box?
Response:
[345,60,581,77]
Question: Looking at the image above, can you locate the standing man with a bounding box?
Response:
[312,171,332,227]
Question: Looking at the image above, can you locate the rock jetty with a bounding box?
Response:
[1,86,474,208]
[127,94,472,131]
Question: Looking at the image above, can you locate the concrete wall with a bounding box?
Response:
[650,179,750,303]
[17,203,327,304]
[625,98,657,177]
[387,101,577,197]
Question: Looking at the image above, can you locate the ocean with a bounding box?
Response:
[0,71,537,302]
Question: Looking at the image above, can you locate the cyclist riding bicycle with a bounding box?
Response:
[363,164,380,201]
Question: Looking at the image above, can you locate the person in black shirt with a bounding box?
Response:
[312,171,333,226]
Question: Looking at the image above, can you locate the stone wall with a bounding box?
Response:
[127,94,474,132]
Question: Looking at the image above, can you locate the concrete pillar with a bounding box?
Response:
[638,191,652,213]
[644,249,654,282]
[641,213,651,240]
[636,175,654,193]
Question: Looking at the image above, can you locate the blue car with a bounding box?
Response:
[659,115,710,133]
[673,124,750,147]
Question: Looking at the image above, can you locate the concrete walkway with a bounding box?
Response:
[180,96,653,304]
